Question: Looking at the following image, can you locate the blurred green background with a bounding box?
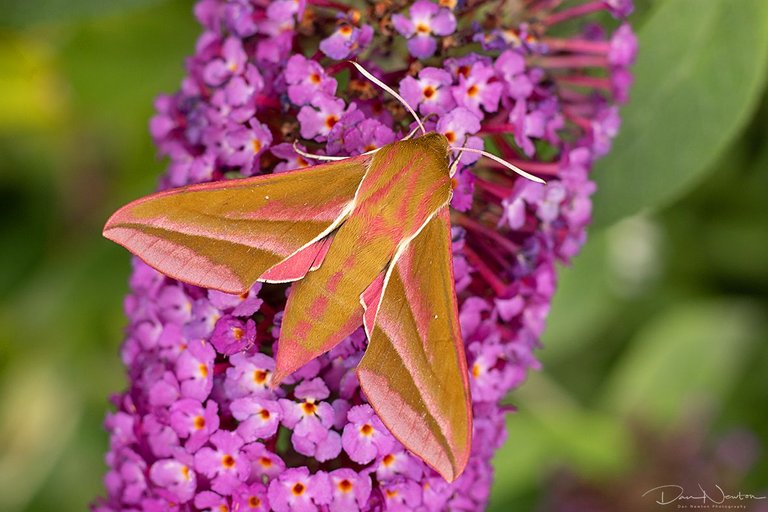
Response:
[0,1,766,510]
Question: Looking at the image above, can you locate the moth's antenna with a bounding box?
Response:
[400,113,438,141]
[448,150,464,178]
[401,124,422,142]
[293,141,381,161]
[449,146,546,184]
[349,61,426,136]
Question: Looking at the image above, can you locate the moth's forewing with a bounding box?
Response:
[103,156,369,293]
[357,207,471,482]
[273,134,453,382]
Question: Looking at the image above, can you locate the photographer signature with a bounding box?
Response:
[642,484,765,505]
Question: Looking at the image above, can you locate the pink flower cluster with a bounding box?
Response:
[95,1,636,510]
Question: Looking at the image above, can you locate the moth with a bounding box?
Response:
[103,62,543,482]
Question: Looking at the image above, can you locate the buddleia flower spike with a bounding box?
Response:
[95,1,636,510]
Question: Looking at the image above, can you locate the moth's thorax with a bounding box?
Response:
[398,132,451,174]
[279,130,453,366]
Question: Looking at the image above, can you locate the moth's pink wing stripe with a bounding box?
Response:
[260,236,327,282]
[107,227,246,293]
[310,232,335,271]
[358,208,471,482]
[103,156,369,293]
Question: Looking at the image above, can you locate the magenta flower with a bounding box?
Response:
[244,442,286,481]
[327,468,372,512]
[271,142,312,172]
[203,36,247,87]
[399,67,456,116]
[210,315,256,355]
[392,0,457,58]
[267,468,331,512]
[285,54,337,106]
[194,430,250,494]
[230,395,281,441]
[451,59,503,117]
[297,94,347,140]
[380,478,423,511]
[224,352,275,398]
[148,456,197,504]
[232,482,270,511]
[169,398,220,452]
[341,404,396,464]
[320,23,373,60]
[495,50,534,100]
[95,1,636,510]
[279,378,342,461]
[174,339,214,401]
[326,110,397,155]
[208,283,263,317]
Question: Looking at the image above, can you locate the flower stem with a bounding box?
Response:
[533,55,609,69]
[454,212,521,257]
[557,74,612,90]
[544,1,606,26]
[463,244,508,296]
[542,38,610,55]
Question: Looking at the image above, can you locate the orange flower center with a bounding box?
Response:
[259,409,271,420]
[359,423,374,436]
[467,84,479,97]
[422,85,436,99]
[232,327,244,340]
[382,454,395,466]
[339,25,353,36]
[198,364,209,378]
[472,363,481,378]
[194,416,206,430]
[301,401,318,415]
[221,454,236,468]
[385,489,398,498]
[338,479,353,493]
[309,72,321,85]
[248,496,262,508]
[259,456,273,468]
[325,115,339,129]
[253,369,268,384]
[292,482,306,496]
[251,139,261,154]
[181,465,190,480]
[444,131,456,143]
[416,23,430,34]
[457,65,470,78]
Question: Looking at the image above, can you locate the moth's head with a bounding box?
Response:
[420,132,461,180]
[417,131,451,156]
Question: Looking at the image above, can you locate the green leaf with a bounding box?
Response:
[540,231,617,363]
[600,300,761,426]
[591,0,768,227]
[490,373,631,509]
[0,0,159,27]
